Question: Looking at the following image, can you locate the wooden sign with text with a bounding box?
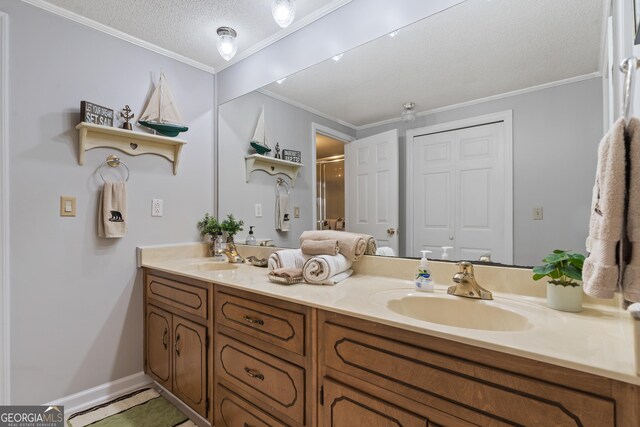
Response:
[283,149,302,163]
[80,101,114,127]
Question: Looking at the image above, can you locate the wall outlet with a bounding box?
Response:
[533,207,543,220]
[152,199,163,217]
[255,203,263,218]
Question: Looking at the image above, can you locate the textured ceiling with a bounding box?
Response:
[42,0,339,70]
[263,0,606,127]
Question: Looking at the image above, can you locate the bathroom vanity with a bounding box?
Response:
[139,244,640,426]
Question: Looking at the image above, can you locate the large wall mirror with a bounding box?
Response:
[218,0,610,266]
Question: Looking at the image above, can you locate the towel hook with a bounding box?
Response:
[620,57,640,125]
[99,155,130,182]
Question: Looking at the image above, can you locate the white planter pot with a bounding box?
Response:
[546,282,583,312]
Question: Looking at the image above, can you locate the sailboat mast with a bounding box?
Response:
[158,73,164,124]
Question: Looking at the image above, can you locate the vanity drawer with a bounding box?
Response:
[217,333,305,425]
[322,320,615,427]
[216,290,305,355]
[216,384,288,427]
[146,274,208,319]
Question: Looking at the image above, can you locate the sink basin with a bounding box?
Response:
[180,262,239,272]
[378,292,533,331]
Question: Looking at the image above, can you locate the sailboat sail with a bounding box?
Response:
[138,72,188,137]
[250,106,271,154]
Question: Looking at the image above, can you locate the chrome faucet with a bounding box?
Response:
[447,261,493,300]
[222,242,245,263]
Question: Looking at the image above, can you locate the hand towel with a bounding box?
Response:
[301,239,339,256]
[98,181,127,238]
[313,269,353,286]
[302,254,352,284]
[583,118,626,299]
[299,230,369,261]
[270,267,302,278]
[268,249,308,271]
[276,189,290,232]
[623,118,640,303]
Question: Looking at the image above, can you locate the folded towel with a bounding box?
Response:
[268,249,308,271]
[375,246,395,257]
[98,181,127,238]
[302,254,352,284]
[271,267,302,278]
[300,230,371,261]
[311,269,353,286]
[363,235,377,255]
[623,118,640,303]
[276,188,290,232]
[584,118,626,299]
[301,239,339,256]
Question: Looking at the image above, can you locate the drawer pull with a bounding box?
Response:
[243,315,264,326]
[244,367,265,381]
[243,423,253,427]
[162,327,168,349]
[175,333,181,357]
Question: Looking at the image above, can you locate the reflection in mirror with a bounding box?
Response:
[218,0,609,266]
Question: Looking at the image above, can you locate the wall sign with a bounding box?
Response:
[81,101,114,127]
[283,149,301,163]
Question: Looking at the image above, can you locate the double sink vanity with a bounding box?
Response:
[138,243,640,426]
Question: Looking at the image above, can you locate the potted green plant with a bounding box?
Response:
[197,213,220,239]
[532,249,585,312]
[220,214,244,243]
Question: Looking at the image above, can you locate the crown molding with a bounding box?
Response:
[20,0,217,74]
[215,0,353,72]
[257,88,357,130]
[356,72,603,130]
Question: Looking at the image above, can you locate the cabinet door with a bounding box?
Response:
[173,315,207,418]
[323,379,427,427]
[146,305,172,391]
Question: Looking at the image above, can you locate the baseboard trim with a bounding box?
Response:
[46,371,152,418]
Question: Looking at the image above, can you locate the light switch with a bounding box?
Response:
[294,207,300,218]
[255,203,263,218]
[60,196,76,217]
[533,207,543,220]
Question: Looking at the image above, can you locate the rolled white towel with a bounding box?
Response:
[268,249,308,271]
[302,254,352,284]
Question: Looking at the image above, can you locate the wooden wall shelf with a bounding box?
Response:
[245,154,304,186]
[76,122,187,175]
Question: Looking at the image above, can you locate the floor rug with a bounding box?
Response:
[67,387,197,427]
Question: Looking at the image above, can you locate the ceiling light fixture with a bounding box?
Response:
[216,27,238,61]
[332,53,344,62]
[401,102,416,122]
[272,0,296,28]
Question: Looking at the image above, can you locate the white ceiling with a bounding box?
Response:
[40,0,342,70]
[263,0,606,127]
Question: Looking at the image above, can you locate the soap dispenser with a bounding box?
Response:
[415,250,434,292]
[441,246,453,260]
[246,226,257,245]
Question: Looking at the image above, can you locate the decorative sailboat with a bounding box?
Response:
[250,106,271,155]
[138,72,189,137]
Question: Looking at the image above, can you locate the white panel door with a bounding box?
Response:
[412,122,510,263]
[346,130,399,254]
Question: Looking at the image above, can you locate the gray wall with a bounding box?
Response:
[2,1,214,403]
[218,91,355,247]
[358,77,603,265]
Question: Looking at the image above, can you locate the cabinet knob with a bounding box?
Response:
[162,327,168,350]
[175,333,181,357]
[244,367,264,381]
[243,315,264,326]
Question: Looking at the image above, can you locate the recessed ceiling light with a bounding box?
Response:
[276,78,287,84]
[332,54,344,62]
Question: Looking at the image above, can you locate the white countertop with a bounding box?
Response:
[140,253,639,386]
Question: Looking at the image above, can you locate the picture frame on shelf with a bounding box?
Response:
[282,149,301,163]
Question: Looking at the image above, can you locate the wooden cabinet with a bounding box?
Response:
[214,285,316,427]
[144,270,213,422]
[318,310,640,427]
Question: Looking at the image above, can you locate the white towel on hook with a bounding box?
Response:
[276,183,290,232]
[98,181,127,238]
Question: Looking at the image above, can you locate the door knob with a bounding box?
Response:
[387,228,396,236]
